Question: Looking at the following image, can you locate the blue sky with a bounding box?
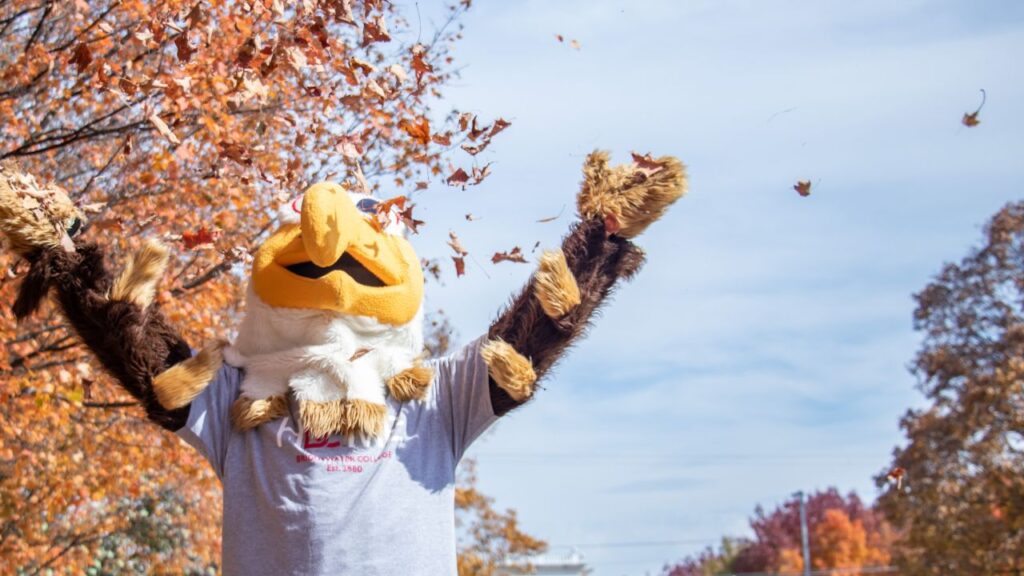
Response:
[402,1,1024,574]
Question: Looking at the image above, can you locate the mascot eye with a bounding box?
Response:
[356,198,380,214]
[66,217,82,237]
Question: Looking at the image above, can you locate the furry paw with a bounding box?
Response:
[153,341,225,409]
[534,249,581,319]
[481,339,537,402]
[110,240,169,309]
[577,150,687,238]
[231,394,289,431]
[387,364,434,401]
[0,161,83,257]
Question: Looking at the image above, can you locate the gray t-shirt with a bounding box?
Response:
[177,337,497,576]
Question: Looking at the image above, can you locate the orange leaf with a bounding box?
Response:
[362,14,391,46]
[181,227,219,250]
[794,180,812,197]
[399,117,431,146]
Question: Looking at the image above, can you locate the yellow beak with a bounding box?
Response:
[250,182,424,325]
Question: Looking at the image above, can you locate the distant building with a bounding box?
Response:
[497,550,589,576]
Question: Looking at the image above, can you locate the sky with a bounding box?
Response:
[397,1,1024,574]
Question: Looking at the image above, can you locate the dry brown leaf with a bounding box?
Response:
[148,114,181,145]
[69,43,93,72]
[446,168,470,187]
[336,134,363,159]
[181,227,219,249]
[962,89,986,128]
[536,205,565,223]
[631,152,666,177]
[794,180,812,197]
[492,247,527,264]
[447,231,468,257]
[285,46,308,70]
[569,39,581,50]
[362,14,391,46]
[452,256,466,277]
[175,33,194,63]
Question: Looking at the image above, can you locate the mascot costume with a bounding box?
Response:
[0,152,685,575]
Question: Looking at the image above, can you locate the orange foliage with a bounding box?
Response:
[0,0,495,571]
[455,460,547,576]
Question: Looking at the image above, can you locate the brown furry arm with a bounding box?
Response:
[14,242,193,431]
[486,218,645,416]
[485,150,686,416]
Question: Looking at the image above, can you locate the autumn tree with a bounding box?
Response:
[0,0,502,571]
[663,489,895,576]
[877,202,1024,575]
[455,459,548,576]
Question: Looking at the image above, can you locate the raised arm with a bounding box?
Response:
[2,164,220,431]
[483,151,687,416]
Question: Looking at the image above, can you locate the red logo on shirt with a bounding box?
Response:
[303,431,341,449]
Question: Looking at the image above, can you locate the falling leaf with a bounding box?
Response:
[631,152,666,177]
[399,117,431,146]
[399,204,424,233]
[447,168,470,187]
[569,39,581,50]
[175,33,194,63]
[362,14,391,46]
[886,466,906,490]
[555,34,564,43]
[148,113,181,145]
[465,213,478,221]
[452,256,466,277]
[69,43,92,72]
[492,246,527,264]
[467,117,488,141]
[181,227,219,249]
[410,44,433,82]
[336,134,364,159]
[794,180,812,197]
[285,46,308,70]
[462,141,490,156]
[447,231,468,257]
[489,118,511,138]
[537,205,565,223]
[388,63,408,83]
[962,89,986,128]
[350,56,376,75]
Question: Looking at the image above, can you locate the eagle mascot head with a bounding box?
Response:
[223,183,430,439]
